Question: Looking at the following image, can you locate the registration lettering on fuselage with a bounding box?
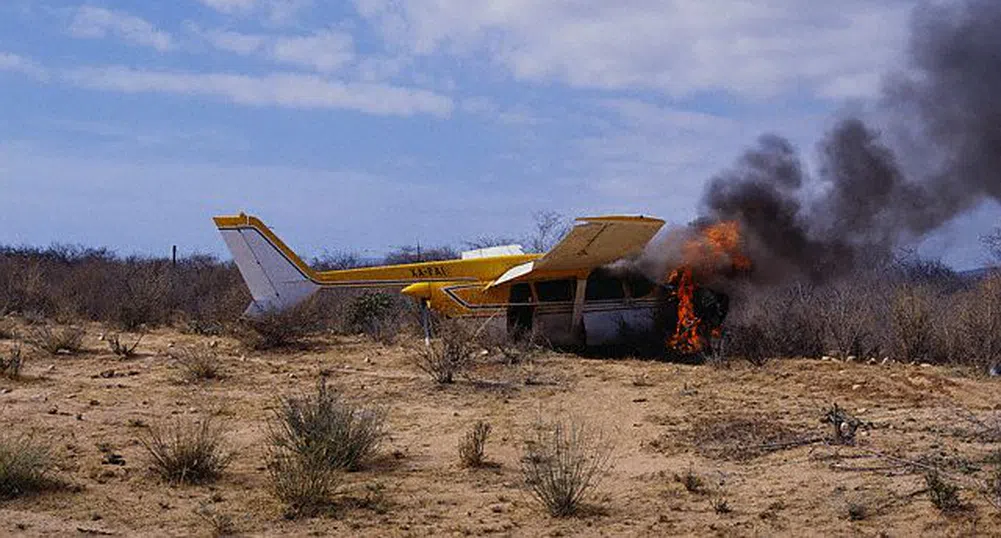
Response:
[410,266,449,278]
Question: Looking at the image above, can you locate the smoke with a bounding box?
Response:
[656,0,1001,284]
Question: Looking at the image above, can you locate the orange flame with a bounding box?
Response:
[665,220,751,353]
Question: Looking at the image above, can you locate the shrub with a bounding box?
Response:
[458,421,491,468]
[522,417,613,517]
[890,285,938,362]
[170,347,223,382]
[416,318,475,383]
[846,498,868,521]
[238,301,323,350]
[711,496,732,514]
[107,332,143,358]
[195,504,237,537]
[30,325,84,355]
[268,447,340,519]
[140,418,233,484]
[677,466,705,494]
[0,435,58,499]
[1,344,24,379]
[924,471,963,513]
[270,378,386,472]
[348,291,402,342]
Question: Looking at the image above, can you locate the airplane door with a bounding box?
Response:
[533,279,577,347]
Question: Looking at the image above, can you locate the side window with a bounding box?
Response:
[535,279,576,303]
[585,268,625,301]
[626,274,655,298]
[509,283,533,304]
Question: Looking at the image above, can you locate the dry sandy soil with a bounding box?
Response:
[2,321,1001,537]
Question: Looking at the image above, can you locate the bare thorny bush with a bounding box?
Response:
[1,344,24,379]
[107,332,144,358]
[29,325,84,355]
[521,416,613,517]
[170,347,223,382]
[458,421,491,468]
[416,317,477,383]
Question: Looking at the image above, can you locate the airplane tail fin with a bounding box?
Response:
[213,214,320,316]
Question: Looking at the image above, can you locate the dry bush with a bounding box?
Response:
[690,415,803,460]
[521,417,613,517]
[140,418,233,484]
[458,421,491,468]
[170,347,223,382]
[676,466,705,494]
[0,435,59,499]
[820,276,886,359]
[29,325,84,355]
[238,300,324,350]
[112,261,173,330]
[416,318,476,383]
[107,332,143,358]
[954,274,1001,372]
[348,291,405,343]
[710,496,732,514]
[0,319,16,340]
[195,504,237,537]
[889,284,940,362]
[1,344,24,379]
[270,378,386,472]
[268,446,341,519]
[924,471,963,513]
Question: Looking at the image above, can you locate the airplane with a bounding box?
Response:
[213,213,728,350]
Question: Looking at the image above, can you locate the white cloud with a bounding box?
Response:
[63,66,453,117]
[196,0,257,13]
[69,6,175,51]
[0,52,48,80]
[355,0,912,100]
[195,0,313,25]
[199,28,354,73]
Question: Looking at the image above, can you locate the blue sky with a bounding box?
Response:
[0,0,997,267]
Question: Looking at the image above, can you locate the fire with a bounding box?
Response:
[665,220,751,353]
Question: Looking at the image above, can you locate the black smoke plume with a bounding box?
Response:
[693,0,1001,283]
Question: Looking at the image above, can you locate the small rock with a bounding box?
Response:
[920,363,932,368]
[209,340,218,348]
[856,408,868,414]
[881,358,891,365]
[846,355,857,362]
[364,358,372,364]
[867,358,877,365]
[239,355,247,362]
[89,400,99,406]
[47,407,59,415]
[821,355,833,362]
[101,453,126,466]
[851,384,863,391]
[166,342,174,348]
[0,388,10,395]
[490,504,504,514]
[46,365,55,372]
[287,373,296,379]
[188,407,197,413]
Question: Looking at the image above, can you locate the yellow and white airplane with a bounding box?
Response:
[214,212,696,348]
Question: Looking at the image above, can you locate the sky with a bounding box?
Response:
[0,0,997,268]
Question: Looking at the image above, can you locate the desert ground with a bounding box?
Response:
[2,321,1001,537]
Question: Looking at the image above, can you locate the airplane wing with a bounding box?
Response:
[488,215,664,288]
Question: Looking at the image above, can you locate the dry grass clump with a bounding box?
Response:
[521,417,613,517]
[170,347,223,382]
[416,318,475,384]
[676,466,705,494]
[268,447,341,519]
[194,504,237,537]
[270,378,386,472]
[1,344,24,379]
[107,332,143,358]
[458,421,491,468]
[140,418,233,484]
[30,325,84,355]
[0,435,60,499]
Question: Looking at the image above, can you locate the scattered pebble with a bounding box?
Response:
[851,384,863,391]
